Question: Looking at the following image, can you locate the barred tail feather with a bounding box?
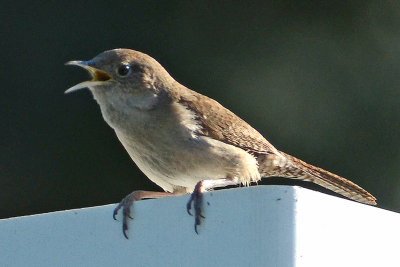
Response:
[258,152,377,205]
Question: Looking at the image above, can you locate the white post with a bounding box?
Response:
[1,186,399,267]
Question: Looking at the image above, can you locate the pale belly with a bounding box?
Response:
[115,131,261,193]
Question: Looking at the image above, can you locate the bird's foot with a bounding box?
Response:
[113,190,174,239]
[113,192,138,239]
[186,181,205,234]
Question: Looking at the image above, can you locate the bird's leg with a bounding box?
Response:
[187,178,239,234]
[113,190,175,239]
[186,182,205,233]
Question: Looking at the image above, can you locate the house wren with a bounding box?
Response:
[66,48,376,238]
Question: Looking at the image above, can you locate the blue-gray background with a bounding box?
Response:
[2,1,399,218]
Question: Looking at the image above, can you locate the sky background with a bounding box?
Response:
[2,1,399,218]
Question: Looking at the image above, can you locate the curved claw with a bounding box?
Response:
[195,225,199,234]
[122,220,129,239]
[113,204,122,220]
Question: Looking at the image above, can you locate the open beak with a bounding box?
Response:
[65,61,113,94]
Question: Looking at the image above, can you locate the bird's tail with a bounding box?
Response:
[258,152,377,205]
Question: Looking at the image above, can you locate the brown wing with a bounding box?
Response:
[171,84,279,155]
[169,84,377,205]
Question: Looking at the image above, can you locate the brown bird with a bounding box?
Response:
[66,49,376,238]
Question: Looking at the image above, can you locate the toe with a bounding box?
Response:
[186,195,194,216]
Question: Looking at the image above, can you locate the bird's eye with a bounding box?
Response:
[117,65,131,76]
